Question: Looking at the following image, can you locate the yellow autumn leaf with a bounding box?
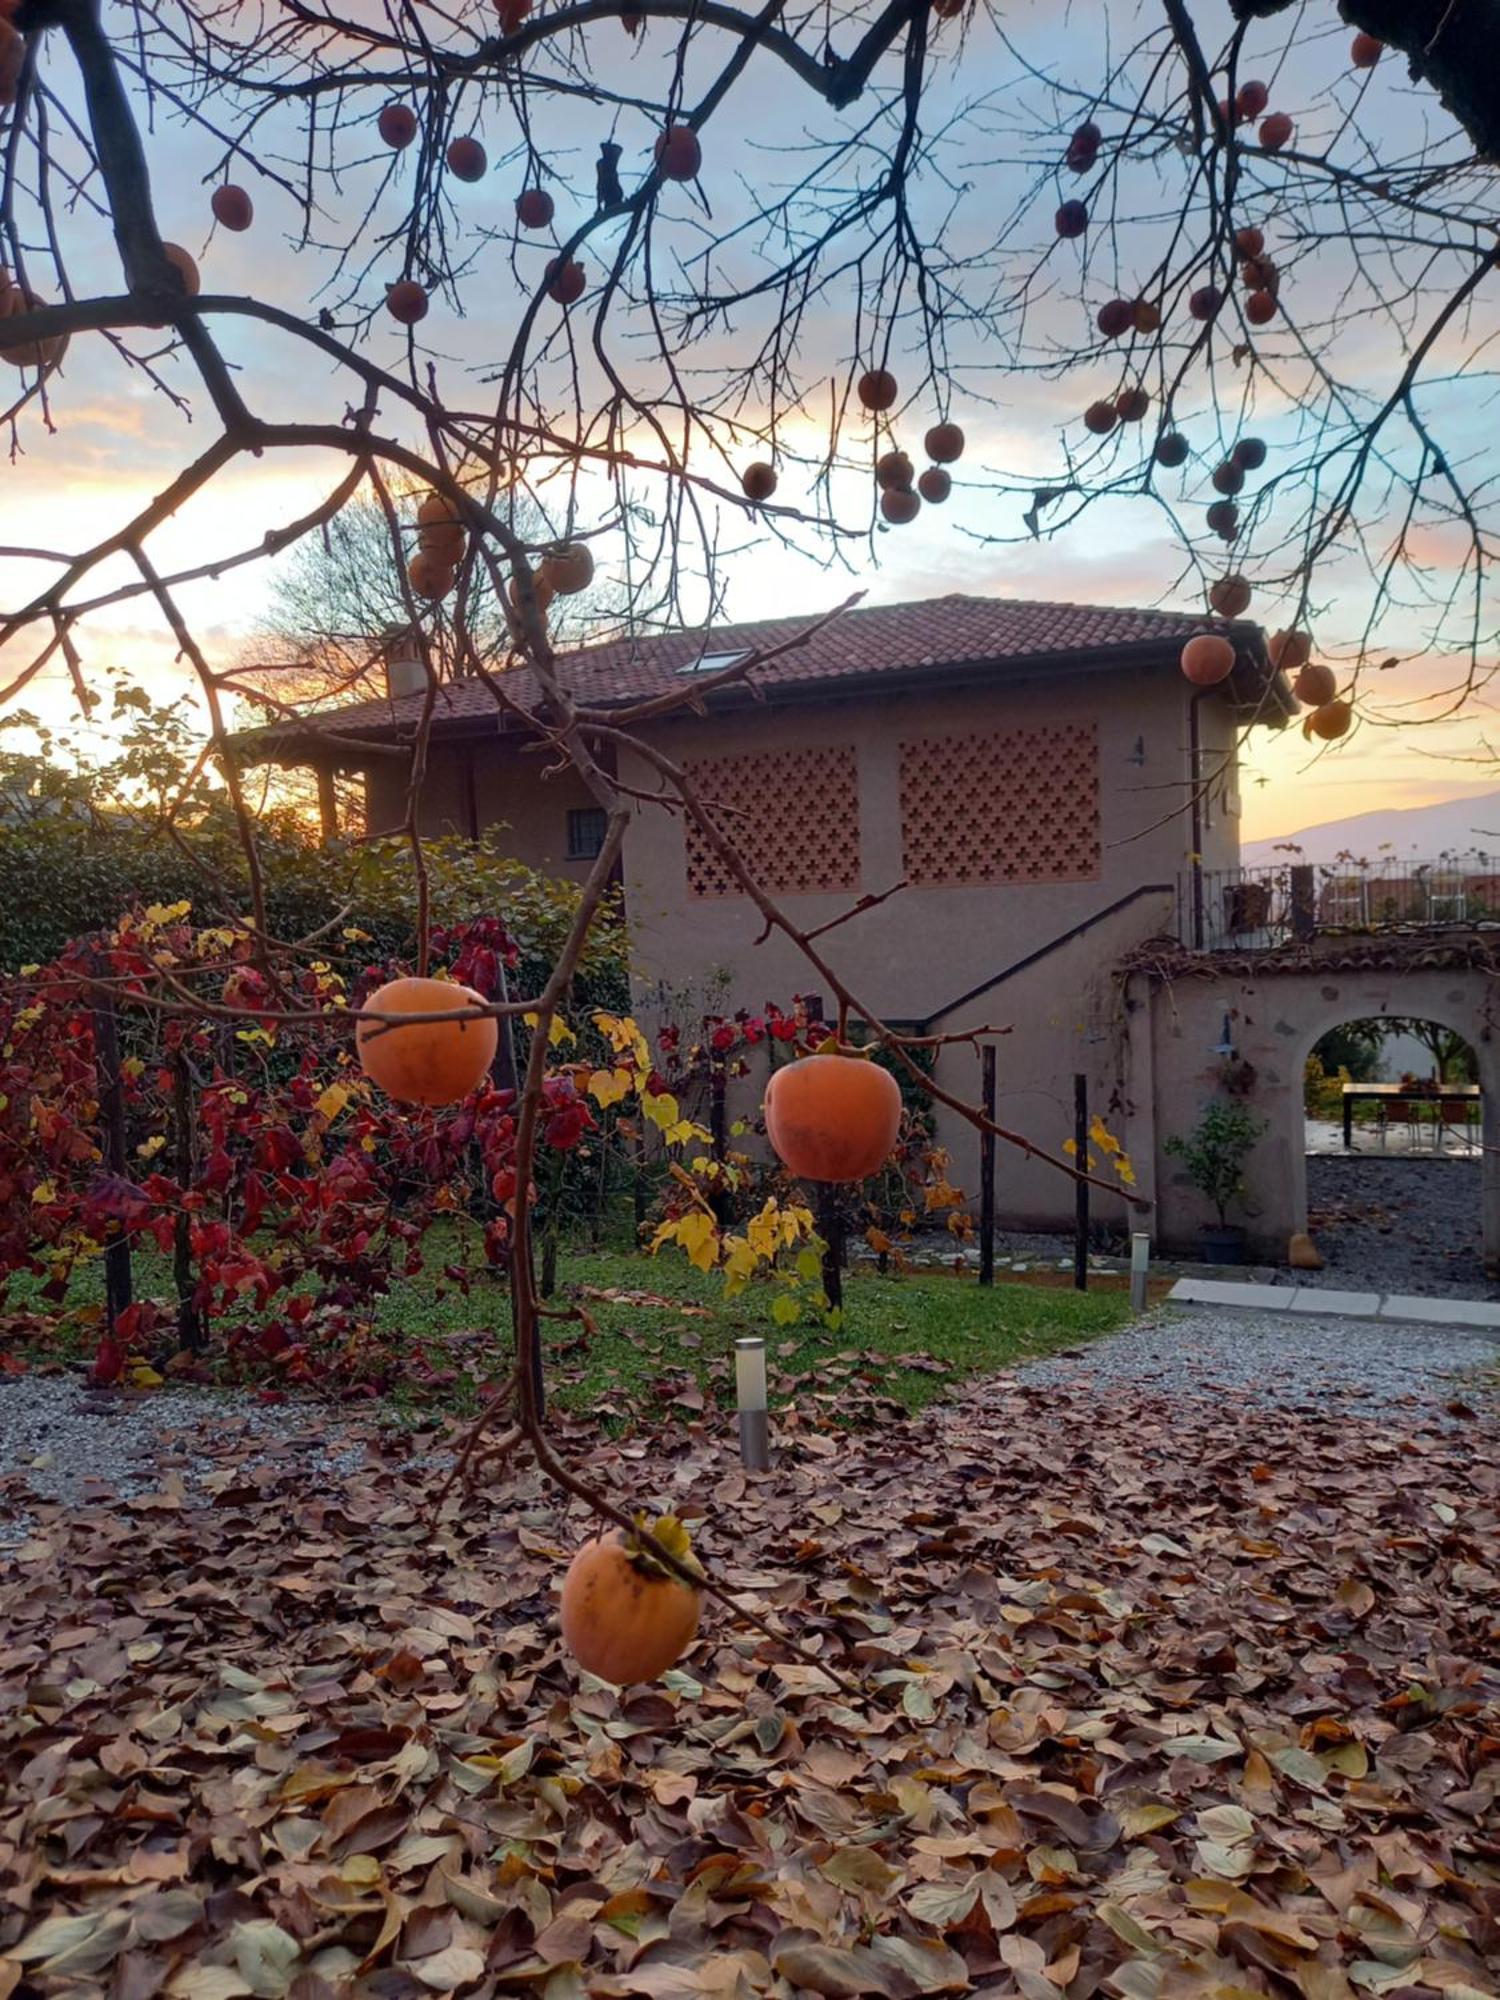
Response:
[136,1134,166,1160]
[31,1180,56,1205]
[640,1090,681,1133]
[524,1012,575,1048]
[593,1011,651,1069]
[587,1067,634,1108]
[315,1083,350,1124]
[129,1363,165,1389]
[721,1235,758,1283]
[650,1210,719,1272]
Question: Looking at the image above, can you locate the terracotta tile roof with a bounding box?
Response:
[1125,931,1500,978]
[235,592,1287,758]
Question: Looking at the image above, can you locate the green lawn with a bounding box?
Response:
[5,1237,1132,1420]
[371,1246,1130,1419]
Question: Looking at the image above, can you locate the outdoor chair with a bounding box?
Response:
[1384,1097,1421,1151]
[1425,872,1467,923]
[1439,1100,1479,1152]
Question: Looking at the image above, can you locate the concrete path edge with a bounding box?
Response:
[1168,1277,1500,1329]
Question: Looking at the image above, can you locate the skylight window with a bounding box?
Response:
[676,649,748,677]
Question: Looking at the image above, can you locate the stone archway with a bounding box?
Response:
[1126,943,1500,1274]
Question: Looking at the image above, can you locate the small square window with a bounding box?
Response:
[567,806,608,860]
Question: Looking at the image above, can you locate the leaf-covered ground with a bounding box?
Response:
[2,1358,1497,2000]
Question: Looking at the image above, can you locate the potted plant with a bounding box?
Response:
[1165,1097,1267,1263]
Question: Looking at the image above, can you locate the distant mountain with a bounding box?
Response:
[1242,789,1500,869]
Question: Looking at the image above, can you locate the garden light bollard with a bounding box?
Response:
[1130,1232,1151,1313]
[735,1337,770,1471]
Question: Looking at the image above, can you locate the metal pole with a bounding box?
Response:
[1073,1072,1089,1292]
[979,1045,996,1287]
[1129,1231,1150,1313]
[171,1048,203,1351]
[735,1337,770,1471]
[91,960,133,1336]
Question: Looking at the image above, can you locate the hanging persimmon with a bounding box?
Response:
[417,491,466,563]
[407,550,455,599]
[764,1052,902,1182]
[356,976,497,1105]
[560,1516,703,1685]
[1269,628,1312,671]
[541,542,594,595]
[1306,699,1352,741]
[1293,660,1337,706]
[1180,633,1236,685]
[1209,575,1251,618]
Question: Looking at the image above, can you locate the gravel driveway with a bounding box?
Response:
[5,1298,1494,1550]
[1019,1301,1497,1415]
[0,1378,374,1544]
[1302,1154,1497,1298]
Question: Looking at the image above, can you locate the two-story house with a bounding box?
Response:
[237,594,1294,1236]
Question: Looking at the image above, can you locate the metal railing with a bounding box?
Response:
[1178,852,1500,951]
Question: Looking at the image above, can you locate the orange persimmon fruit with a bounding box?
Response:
[356,976,497,1104]
[560,1516,703,1685]
[763,1052,902,1183]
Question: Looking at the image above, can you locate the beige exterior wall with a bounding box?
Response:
[616,664,1215,1020]
[361,658,1261,1236]
[366,739,607,884]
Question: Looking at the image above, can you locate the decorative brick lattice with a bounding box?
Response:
[900,724,1100,885]
[685,746,860,897]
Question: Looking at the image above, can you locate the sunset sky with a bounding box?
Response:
[2,0,1495,848]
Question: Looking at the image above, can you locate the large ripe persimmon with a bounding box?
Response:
[655,125,701,181]
[211,184,254,231]
[417,491,466,562]
[356,976,497,1105]
[407,550,456,599]
[924,421,964,463]
[1293,660,1338,706]
[875,448,914,492]
[1209,574,1251,618]
[1180,633,1236,686]
[764,1053,902,1183]
[560,1517,702,1685]
[741,461,777,502]
[387,279,429,324]
[378,102,418,149]
[0,283,67,369]
[1269,628,1312,671]
[541,542,595,595]
[1306,699,1352,741]
[516,187,555,230]
[545,257,586,306]
[447,136,487,182]
[858,368,898,413]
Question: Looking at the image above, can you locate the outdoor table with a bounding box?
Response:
[1341,1081,1480,1149]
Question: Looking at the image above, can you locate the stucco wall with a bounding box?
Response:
[615,663,1217,1023]
[1133,955,1500,1267]
[366,740,606,882]
[360,659,1267,1239]
[922,886,1175,1232]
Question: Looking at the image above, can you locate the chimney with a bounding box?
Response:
[384,626,426,700]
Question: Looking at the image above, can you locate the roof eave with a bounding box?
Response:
[232,624,1292,765]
